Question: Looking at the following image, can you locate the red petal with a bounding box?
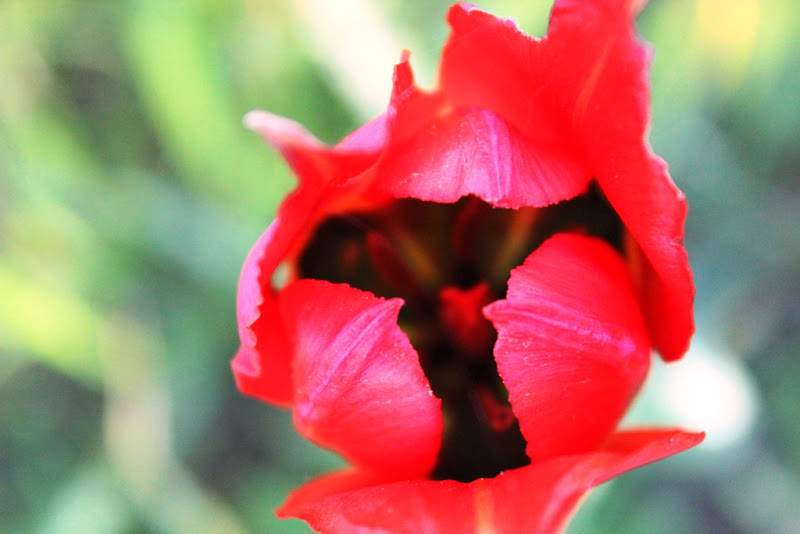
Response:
[243,109,392,269]
[385,58,445,144]
[279,280,443,478]
[480,429,704,534]
[484,233,650,462]
[279,470,476,533]
[546,0,694,361]
[233,113,393,405]
[440,3,573,147]
[244,110,386,189]
[551,0,694,360]
[378,107,590,208]
[279,429,704,534]
[439,2,694,360]
[377,58,589,208]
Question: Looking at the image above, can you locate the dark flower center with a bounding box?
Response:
[298,185,622,482]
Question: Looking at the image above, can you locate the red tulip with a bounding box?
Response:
[233,1,703,532]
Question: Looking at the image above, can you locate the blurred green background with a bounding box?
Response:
[1,0,798,532]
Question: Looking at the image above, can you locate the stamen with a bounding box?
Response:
[365,230,427,304]
[489,206,542,284]
[382,219,442,291]
[452,196,489,264]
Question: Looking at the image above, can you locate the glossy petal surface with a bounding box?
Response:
[440,1,694,360]
[440,3,562,140]
[280,280,443,478]
[279,430,704,534]
[484,233,650,461]
[379,107,590,209]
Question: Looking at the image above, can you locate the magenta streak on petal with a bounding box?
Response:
[505,307,640,359]
[480,109,511,202]
[378,106,590,209]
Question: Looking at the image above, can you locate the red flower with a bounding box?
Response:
[233,1,703,532]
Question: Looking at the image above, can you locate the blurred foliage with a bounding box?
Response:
[0,0,798,533]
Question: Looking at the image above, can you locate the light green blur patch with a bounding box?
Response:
[122,1,289,220]
[0,262,102,386]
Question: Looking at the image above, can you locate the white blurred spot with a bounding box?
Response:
[292,0,422,119]
[626,339,759,451]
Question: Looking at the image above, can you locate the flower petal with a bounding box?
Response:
[244,110,386,189]
[440,3,558,138]
[279,280,443,478]
[279,429,704,534]
[547,0,695,361]
[233,112,394,405]
[378,107,590,209]
[280,470,476,534]
[377,59,589,208]
[484,233,650,462]
[439,1,694,360]
[478,429,704,534]
[232,219,294,405]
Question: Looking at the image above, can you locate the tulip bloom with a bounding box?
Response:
[233,0,703,532]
